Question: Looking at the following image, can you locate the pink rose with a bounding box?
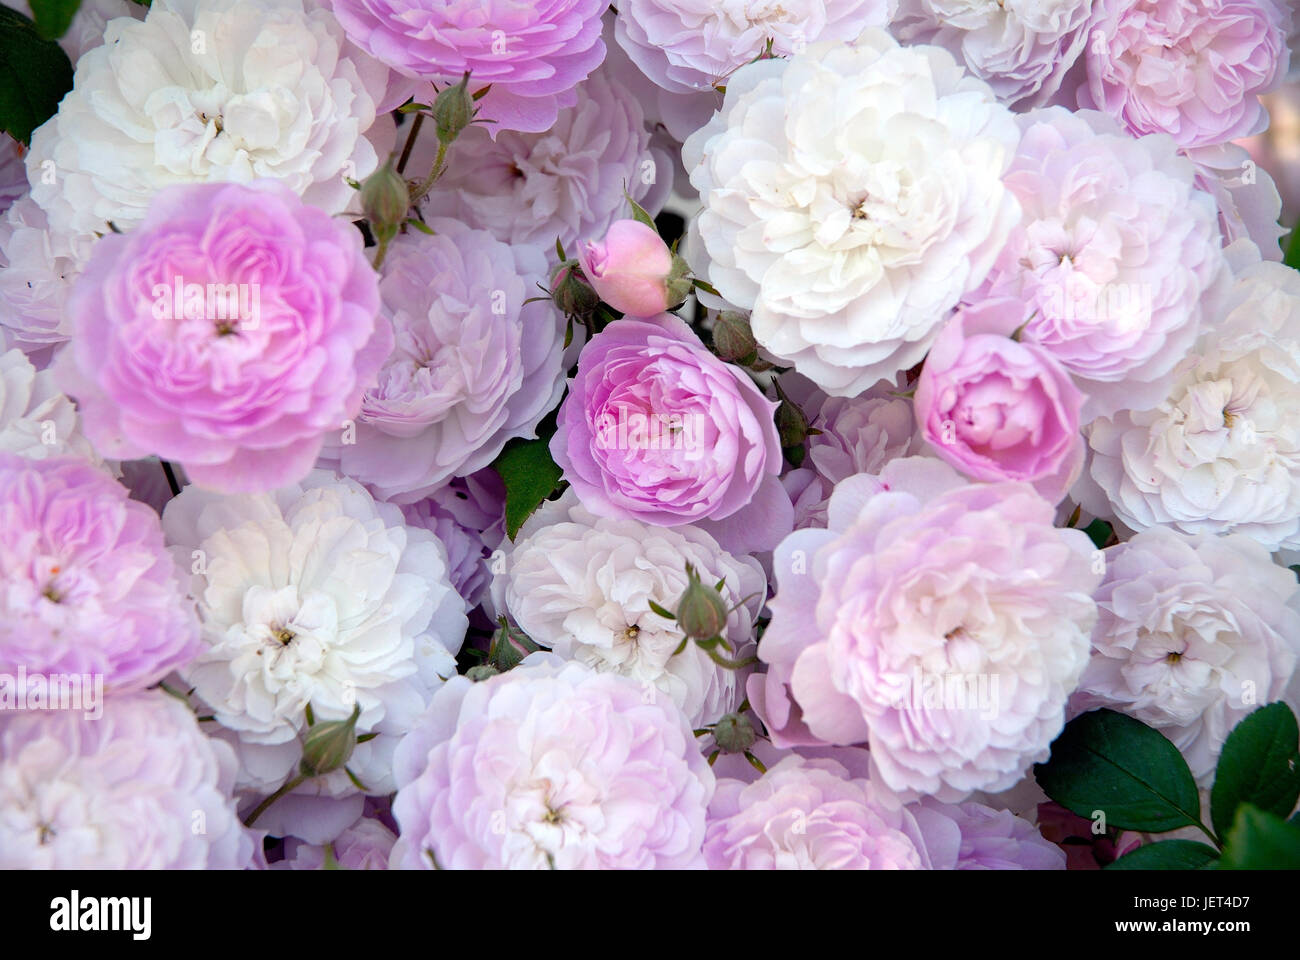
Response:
[56,180,390,493]
[551,313,790,551]
[577,219,688,317]
[750,458,1100,801]
[329,0,609,135]
[915,300,1086,503]
[1081,0,1290,149]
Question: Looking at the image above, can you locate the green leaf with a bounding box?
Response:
[1106,840,1220,870]
[1218,804,1300,869]
[0,7,74,144]
[1083,519,1113,550]
[29,0,81,40]
[624,189,657,231]
[493,437,562,540]
[1034,708,1204,834]
[1286,223,1300,271]
[1210,702,1300,840]
[647,599,676,620]
[691,277,721,297]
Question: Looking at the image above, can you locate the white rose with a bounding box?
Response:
[1077,241,1300,551]
[0,347,96,461]
[161,470,468,798]
[684,28,1021,396]
[26,0,395,238]
[493,490,766,727]
[1074,526,1300,781]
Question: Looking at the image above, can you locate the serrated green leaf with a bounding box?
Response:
[1210,702,1300,840]
[1218,804,1300,869]
[1106,840,1220,870]
[0,7,74,144]
[1034,709,1204,834]
[493,438,562,540]
[1285,224,1300,271]
[29,0,80,40]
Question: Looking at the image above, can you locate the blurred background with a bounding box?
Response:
[1245,82,1300,245]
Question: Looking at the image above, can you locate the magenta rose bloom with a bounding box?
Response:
[56,181,390,493]
[551,313,786,545]
[0,454,200,693]
[329,0,608,134]
[915,300,1085,504]
[1081,0,1291,148]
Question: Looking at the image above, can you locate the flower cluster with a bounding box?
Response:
[0,0,1296,872]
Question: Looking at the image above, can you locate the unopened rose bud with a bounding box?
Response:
[675,565,729,643]
[578,219,688,317]
[550,260,600,318]
[490,617,543,672]
[712,311,758,365]
[712,712,757,755]
[433,72,474,146]
[774,385,810,450]
[299,703,361,778]
[360,163,409,244]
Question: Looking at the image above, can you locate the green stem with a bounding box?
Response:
[1197,821,1223,850]
[243,774,308,828]
[372,235,392,271]
[408,140,449,204]
[702,648,758,671]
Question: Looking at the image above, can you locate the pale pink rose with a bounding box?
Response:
[578,220,682,317]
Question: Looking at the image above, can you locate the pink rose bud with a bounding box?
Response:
[914,298,1086,504]
[578,219,690,316]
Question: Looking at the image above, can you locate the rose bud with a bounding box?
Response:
[675,563,730,643]
[712,310,758,365]
[549,259,600,318]
[578,219,691,316]
[432,72,475,146]
[489,617,543,672]
[712,711,757,754]
[360,162,409,244]
[299,704,362,778]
